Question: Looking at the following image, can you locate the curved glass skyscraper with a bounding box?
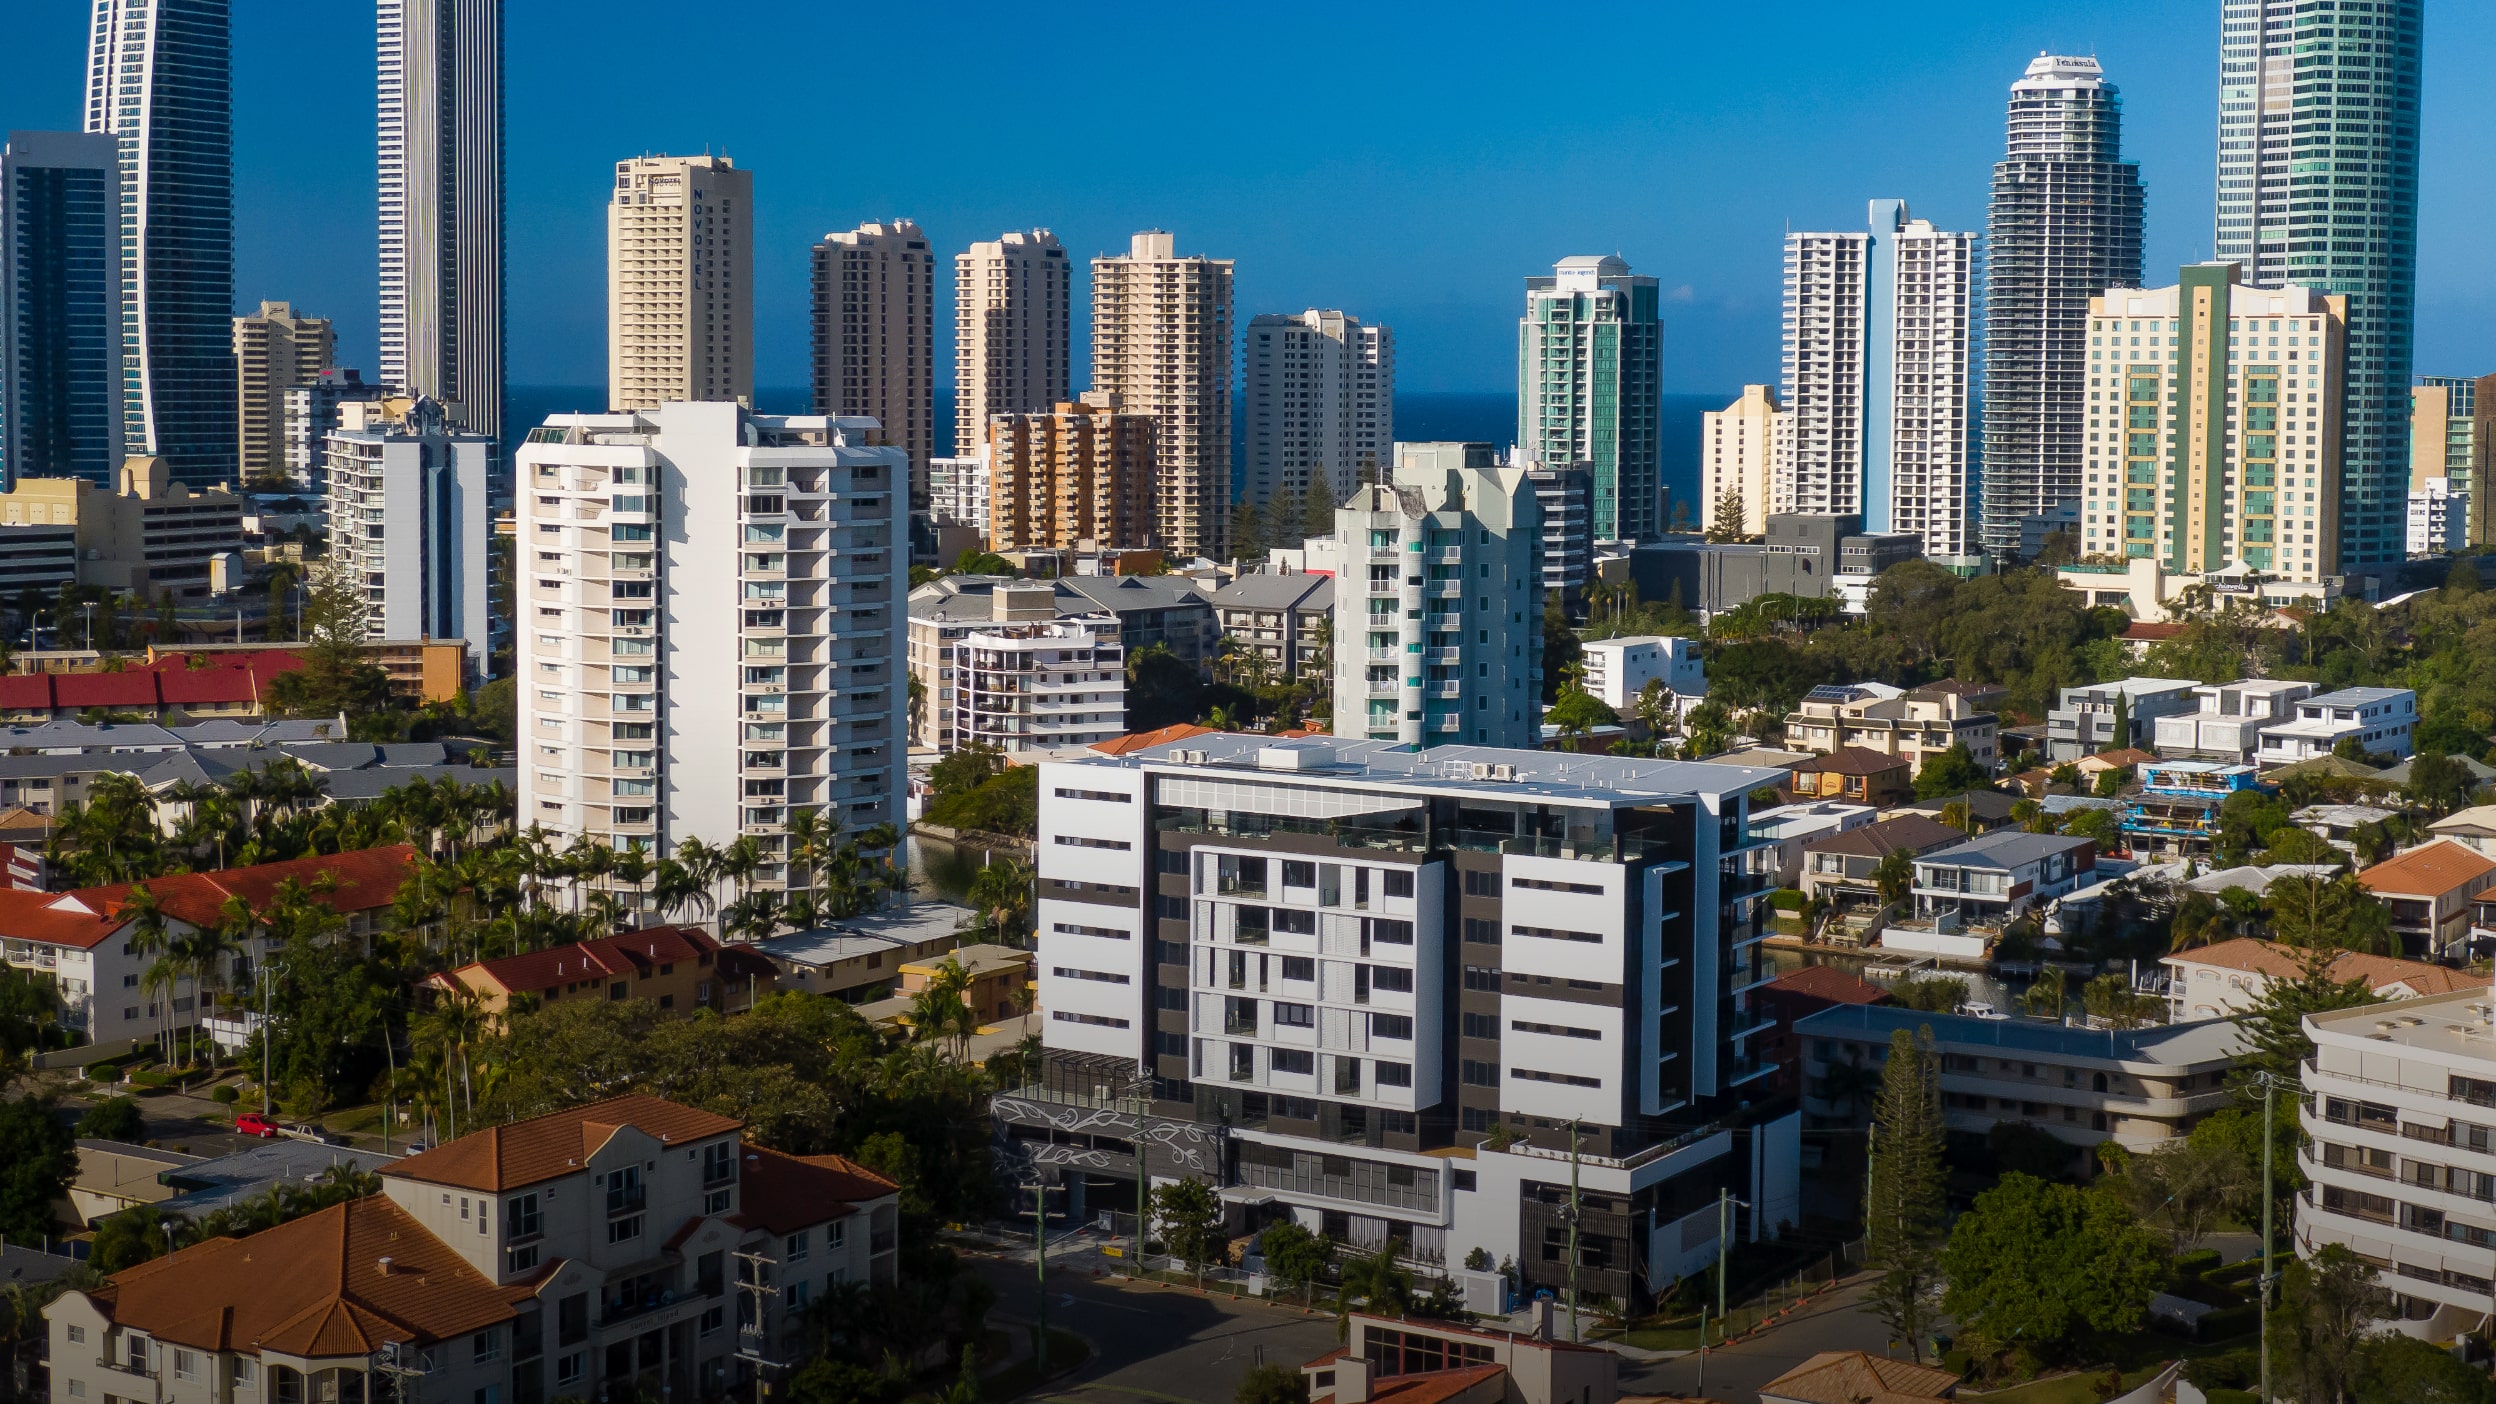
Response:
[1981,55,2145,560]
[2216,0,2422,575]
[85,0,235,486]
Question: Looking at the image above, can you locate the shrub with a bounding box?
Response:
[77,1096,146,1142]
[2183,1350,2258,1391]
[209,1085,238,1105]
[2207,1390,2258,1404]
[1768,888,1808,912]
[2172,1248,2222,1279]
[2196,1302,2261,1340]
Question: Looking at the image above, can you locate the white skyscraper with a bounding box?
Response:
[1781,200,1982,561]
[515,403,907,893]
[953,231,1069,461]
[377,0,503,438]
[1243,310,1394,509]
[324,396,493,673]
[607,155,751,413]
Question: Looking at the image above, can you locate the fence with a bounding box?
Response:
[1621,1237,1864,1346]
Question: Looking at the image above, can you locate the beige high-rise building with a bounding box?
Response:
[812,220,934,510]
[607,154,751,412]
[232,301,332,484]
[955,230,1069,466]
[1091,231,1232,559]
[987,392,1155,551]
[1700,384,1781,537]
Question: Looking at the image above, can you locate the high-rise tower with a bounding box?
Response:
[1090,231,1232,559]
[1243,310,1393,510]
[2216,0,2422,574]
[0,131,123,488]
[1518,256,1662,541]
[607,155,751,412]
[378,0,504,439]
[811,220,934,512]
[231,300,332,483]
[1983,54,2145,559]
[953,231,1068,461]
[85,0,236,486]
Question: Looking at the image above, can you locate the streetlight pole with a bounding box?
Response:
[1565,1117,1582,1345]
[2259,1074,2276,1404]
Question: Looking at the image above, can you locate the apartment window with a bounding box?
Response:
[1371,1013,1413,1041]
[1513,1067,1601,1089]
[556,1355,585,1389]
[1281,956,1315,981]
[1461,1060,1499,1087]
[1383,870,1414,898]
[608,1214,643,1244]
[1461,1012,1500,1040]
[66,1327,84,1345]
[173,1351,200,1382]
[700,1307,725,1338]
[1370,966,1413,994]
[785,1230,810,1263]
[1271,1048,1314,1076]
[787,1281,811,1310]
[1462,869,1499,897]
[703,1141,737,1186]
[1374,1061,1413,1088]
[1462,966,1499,992]
[1461,917,1500,945]
[828,1220,846,1251]
[473,1328,503,1364]
[1368,918,1413,946]
[1273,1002,1315,1028]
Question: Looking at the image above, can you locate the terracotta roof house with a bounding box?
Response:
[2077,747,2158,778]
[1753,967,1890,1096]
[1091,722,1221,757]
[1303,1313,1617,1404]
[428,926,774,1021]
[1886,788,2022,833]
[2162,937,2479,1021]
[1787,747,1912,807]
[2354,840,2496,961]
[46,1095,901,1404]
[1798,814,1969,905]
[0,846,419,1052]
[1761,1352,1959,1404]
[0,651,308,724]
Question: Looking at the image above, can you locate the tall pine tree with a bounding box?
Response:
[1864,1026,1947,1361]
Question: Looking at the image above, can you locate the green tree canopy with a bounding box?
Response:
[1910,744,1988,800]
[1940,1174,2169,1364]
[1864,1028,1947,1361]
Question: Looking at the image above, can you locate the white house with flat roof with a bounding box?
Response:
[2153,679,2314,764]
[1579,636,1706,713]
[2257,686,2417,766]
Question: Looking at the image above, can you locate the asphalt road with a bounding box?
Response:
[969,1238,1345,1404]
[1619,1278,1911,1402]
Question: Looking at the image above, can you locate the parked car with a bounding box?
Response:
[234,1112,279,1138]
[280,1122,342,1146]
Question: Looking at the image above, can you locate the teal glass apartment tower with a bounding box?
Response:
[2215,0,2421,574]
[85,0,236,486]
[1981,56,2145,560]
[1518,256,1661,541]
[1,131,123,488]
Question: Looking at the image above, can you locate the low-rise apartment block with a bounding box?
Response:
[1784,682,1998,774]
[1580,637,1706,714]
[1210,573,1333,683]
[1799,1004,2241,1176]
[2152,680,2314,763]
[2353,840,2496,962]
[0,457,243,597]
[44,1096,900,1404]
[2161,937,2475,1021]
[952,621,1126,754]
[749,901,974,1001]
[429,926,778,1021]
[1004,733,1802,1307]
[2046,678,2199,762]
[2257,686,2418,766]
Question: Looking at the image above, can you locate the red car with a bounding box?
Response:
[234,1112,279,1138]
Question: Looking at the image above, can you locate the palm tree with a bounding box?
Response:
[906,958,981,1059]
[411,984,488,1139]
[966,856,1035,947]
[1335,1240,1414,1339]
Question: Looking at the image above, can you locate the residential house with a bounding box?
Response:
[1798,1004,2242,1174]
[2045,678,2199,762]
[1787,747,1911,807]
[2377,753,2496,790]
[1210,574,1334,683]
[853,943,1036,1060]
[1761,1352,1959,1404]
[69,1141,200,1226]
[0,847,420,1050]
[1303,1313,1617,1404]
[749,902,974,1002]
[151,1140,400,1217]
[2152,680,2315,764]
[42,1095,901,1404]
[2075,747,2158,782]
[1798,813,1968,908]
[2257,686,2419,766]
[1882,831,2097,959]
[1746,801,1878,888]
[2429,805,2496,858]
[1578,636,1707,714]
[1783,683,1999,776]
[2354,840,2496,961]
[1754,966,1888,1097]
[2292,803,2402,855]
[2120,760,2264,858]
[1885,788,2021,834]
[2162,937,2478,1021]
[428,926,777,1021]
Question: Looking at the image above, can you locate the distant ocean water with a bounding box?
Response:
[507,385,1729,518]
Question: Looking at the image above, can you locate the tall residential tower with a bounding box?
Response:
[2215,0,2422,573]
[0,131,122,487]
[1091,231,1232,559]
[86,0,236,486]
[953,230,1069,459]
[231,300,331,483]
[1982,55,2145,559]
[1518,256,1661,542]
[811,220,935,513]
[607,154,751,413]
[377,0,504,439]
[1243,310,1394,509]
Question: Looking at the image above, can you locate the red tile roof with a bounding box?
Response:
[2356,840,2496,899]
[80,845,419,928]
[1091,722,1220,756]
[1761,1352,1960,1404]
[388,1094,743,1193]
[0,652,306,714]
[451,925,721,996]
[2166,937,2481,997]
[1315,1366,1509,1404]
[88,1196,517,1355]
[1794,746,1909,777]
[1764,966,1890,1007]
[732,1146,896,1234]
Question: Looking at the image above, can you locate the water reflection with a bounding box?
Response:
[1765,944,2028,1015]
[905,835,1009,906]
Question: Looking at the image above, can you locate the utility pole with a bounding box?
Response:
[2259,1075,2275,1404]
[1565,1118,1583,1344]
[1717,1188,1731,1323]
[1033,1179,1050,1378]
[259,962,271,1118]
[372,1339,428,1404]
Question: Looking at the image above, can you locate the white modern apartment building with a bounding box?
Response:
[2301,987,2496,1338]
[1243,310,1394,509]
[1092,231,1233,559]
[928,453,989,530]
[377,0,502,438]
[2256,686,2417,766]
[1005,734,1801,1307]
[2410,477,2468,558]
[1781,201,1982,563]
[281,368,370,493]
[2151,679,2314,764]
[1333,449,1542,747]
[2080,264,2347,582]
[1580,637,1705,713]
[608,155,751,413]
[515,402,906,896]
[954,230,1070,466]
[811,220,935,512]
[324,396,493,672]
[1701,385,1782,536]
[952,621,1126,754]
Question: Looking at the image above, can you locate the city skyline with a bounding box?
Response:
[4,3,2491,400]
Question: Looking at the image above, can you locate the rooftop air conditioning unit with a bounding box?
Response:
[1492,764,1516,781]
[1173,750,1207,765]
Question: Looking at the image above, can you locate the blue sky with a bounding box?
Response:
[6,1,2489,395]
